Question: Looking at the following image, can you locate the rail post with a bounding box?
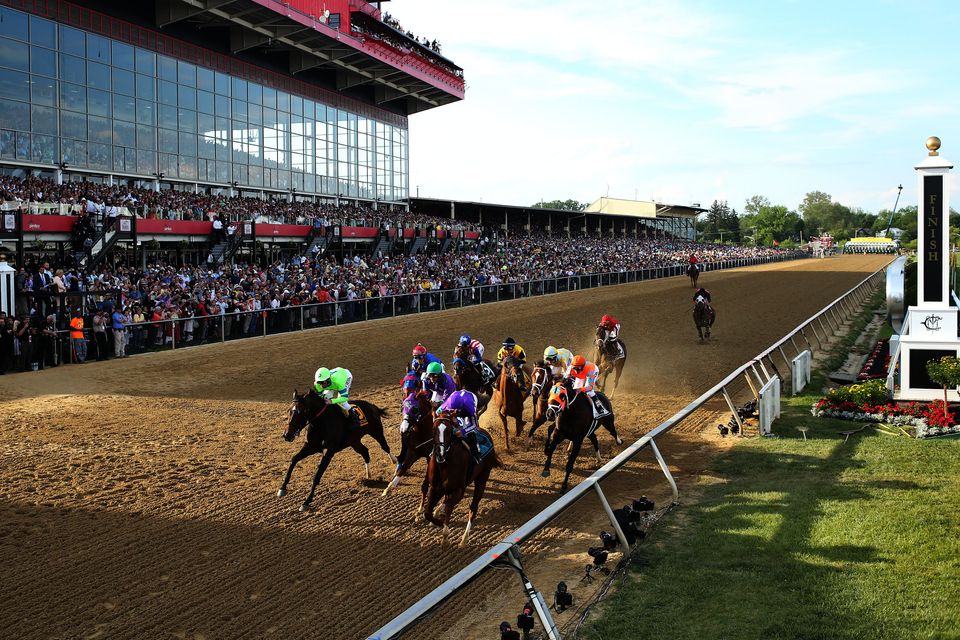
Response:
[649,439,680,502]
[221,313,225,342]
[592,481,631,552]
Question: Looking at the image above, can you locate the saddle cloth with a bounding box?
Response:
[353,405,369,428]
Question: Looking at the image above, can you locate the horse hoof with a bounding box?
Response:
[541,469,550,478]
[276,488,287,498]
[616,437,623,445]
[299,503,310,512]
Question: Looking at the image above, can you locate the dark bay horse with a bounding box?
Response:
[451,357,492,417]
[453,344,496,392]
[595,329,627,395]
[687,263,700,288]
[419,415,502,546]
[541,381,622,493]
[694,299,715,341]
[382,392,434,497]
[279,390,396,512]
[493,355,530,451]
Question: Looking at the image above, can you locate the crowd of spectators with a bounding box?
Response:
[379,12,443,54]
[0,176,481,232]
[0,232,804,374]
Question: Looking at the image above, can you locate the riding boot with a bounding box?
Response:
[465,431,481,462]
[341,405,359,428]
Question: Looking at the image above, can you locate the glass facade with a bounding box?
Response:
[0,6,409,200]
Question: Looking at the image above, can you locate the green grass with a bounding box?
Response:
[580,299,960,640]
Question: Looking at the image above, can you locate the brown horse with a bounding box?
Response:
[419,415,502,546]
[694,299,715,341]
[527,363,555,441]
[687,263,700,288]
[492,355,530,451]
[382,392,434,497]
[595,329,627,396]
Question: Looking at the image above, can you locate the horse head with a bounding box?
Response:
[545,382,570,422]
[503,356,523,384]
[433,413,458,464]
[400,391,429,434]
[285,389,327,442]
[532,363,550,398]
[453,343,469,362]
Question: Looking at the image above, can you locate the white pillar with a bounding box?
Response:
[897,137,960,400]
[0,257,15,317]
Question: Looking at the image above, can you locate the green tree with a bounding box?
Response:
[798,191,834,235]
[532,199,585,211]
[701,200,740,243]
[926,355,960,420]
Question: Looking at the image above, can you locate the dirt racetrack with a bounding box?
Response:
[0,255,889,640]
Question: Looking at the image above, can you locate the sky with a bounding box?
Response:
[388,0,960,215]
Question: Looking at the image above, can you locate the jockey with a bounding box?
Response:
[315,366,357,424]
[410,343,442,376]
[455,334,485,364]
[401,370,421,395]
[496,337,526,365]
[543,346,574,379]
[566,355,609,420]
[422,361,457,409]
[689,254,698,265]
[439,389,481,459]
[694,287,712,305]
[598,315,624,359]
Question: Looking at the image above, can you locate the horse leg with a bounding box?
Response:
[440,487,466,546]
[601,416,623,446]
[461,467,491,547]
[498,407,510,452]
[588,433,602,464]
[352,442,372,480]
[542,431,562,478]
[300,449,335,512]
[560,439,584,494]
[369,422,397,466]
[613,360,625,393]
[423,477,447,529]
[415,474,430,523]
[278,443,313,497]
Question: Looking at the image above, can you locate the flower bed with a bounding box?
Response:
[812,379,960,438]
[856,340,889,380]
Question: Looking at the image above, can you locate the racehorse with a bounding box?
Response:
[382,392,434,497]
[594,329,627,395]
[687,263,700,288]
[493,355,530,451]
[527,363,554,441]
[694,299,715,341]
[418,414,501,546]
[279,390,396,512]
[454,344,496,392]
[451,357,492,417]
[541,381,622,493]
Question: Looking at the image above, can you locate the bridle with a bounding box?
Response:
[285,395,328,440]
[532,366,549,397]
[433,414,456,464]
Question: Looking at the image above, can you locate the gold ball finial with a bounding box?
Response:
[926,136,941,156]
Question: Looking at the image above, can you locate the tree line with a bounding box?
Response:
[697,191,949,248]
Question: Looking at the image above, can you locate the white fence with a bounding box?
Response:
[792,350,811,395]
[366,263,890,640]
[759,376,781,435]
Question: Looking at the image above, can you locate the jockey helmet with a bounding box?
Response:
[426,361,444,375]
[458,334,471,346]
[314,367,331,390]
[544,346,559,362]
[571,355,586,370]
[502,337,516,349]
[412,343,427,357]
[601,314,613,325]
